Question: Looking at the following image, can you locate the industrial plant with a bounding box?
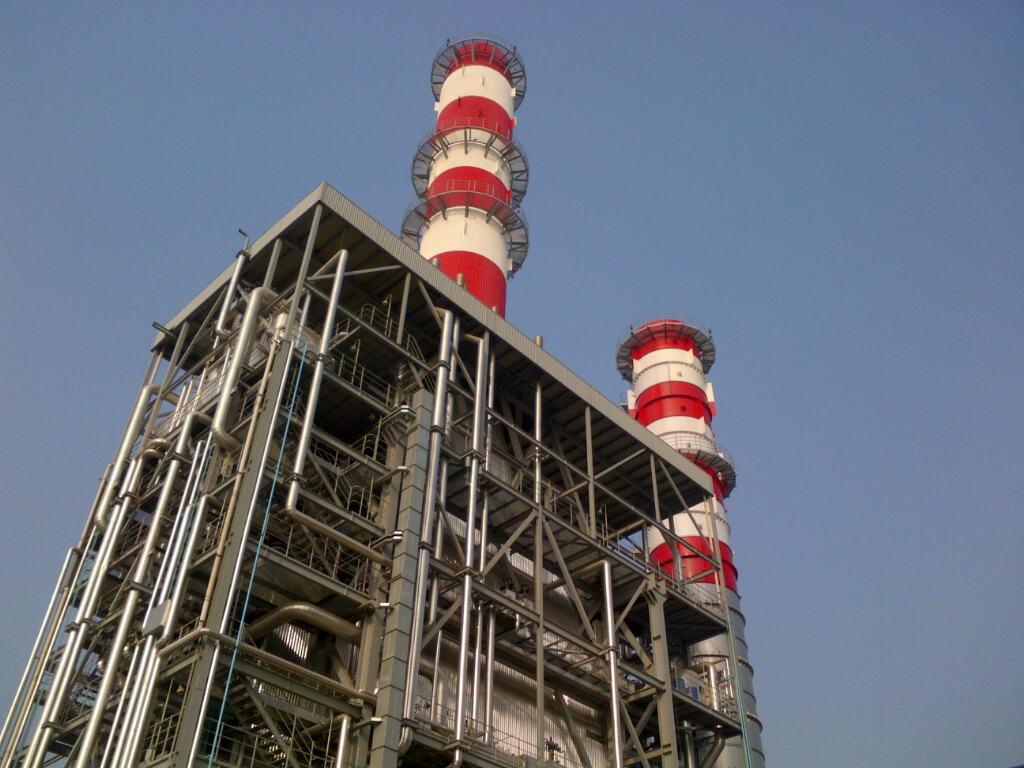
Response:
[0,35,763,768]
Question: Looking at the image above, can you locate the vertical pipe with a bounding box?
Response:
[334,715,351,768]
[480,355,497,739]
[96,384,158,529]
[533,380,545,765]
[215,250,249,341]
[469,608,484,726]
[111,641,159,768]
[602,560,625,768]
[284,203,323,336]
[471,348,493,728]
[0,546,73,761]
[160,491,211,634]
[585,407,598,537]
[24,458,143,768]
[285,250,349,513]
[109,439,212,768]
[262,238,283,290]
[708,664,720,711]
[197,314,282,628]
[211,286,276,449]
[395,272,411,346]
[683,721,696,768]
[183,304,309,768]
[428,460,447,717]
[73,582,139,768]
[400,310,454,739]
[454,335,488,754]
[98,644,139,768]
[483,606,496,744]
[428,316,459,717]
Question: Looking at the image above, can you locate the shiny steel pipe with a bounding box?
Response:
[98,644,139,768]
[283,508,390,565]
[699,734,725,768]
[215,249,249,342]
[428,321,459,718]
[110,640,159,768]
[480,356,496,742]
[471,351,494,730]
[0,546,74,762]
[284,249,349,513]
[97,385,158,529]
[211,286,277,449]
[160,490,210,637]
[149,431,208,606]
[334,714,351,768]
[603,560,624,768]
[215,293,310,636]
[90,438,209,768]
[183,303,308,768]
[532,379,548,764]
[197,321,284,627]
[454,335,488,755]
[104,431,211,768]
[483,606,496,743]
[399,310,453,749]
[24,458,143,768]
[245,602,361,644]
[427,458,448,717]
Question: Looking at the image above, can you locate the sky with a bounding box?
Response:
[1,3,1022,767]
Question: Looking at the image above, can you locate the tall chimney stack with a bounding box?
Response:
[402,35,529,317]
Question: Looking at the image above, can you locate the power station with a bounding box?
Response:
[0,35,764,768]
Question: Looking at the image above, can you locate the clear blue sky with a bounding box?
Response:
[1,3,1022,767]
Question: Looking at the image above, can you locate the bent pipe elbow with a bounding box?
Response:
[699,733,725,768]
[245,602,362,645]
[212,286,277,450]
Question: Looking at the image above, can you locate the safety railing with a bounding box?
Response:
[425,177,512,203]
[140,709,181,763]
[333,352,395,408]
[436,115,513,136]
[413,696,586,768]
[306,434,385,525]
[260,509,374,596]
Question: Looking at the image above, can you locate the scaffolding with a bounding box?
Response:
[0,183,751,768]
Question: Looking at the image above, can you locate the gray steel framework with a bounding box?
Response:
[0,183,752,768]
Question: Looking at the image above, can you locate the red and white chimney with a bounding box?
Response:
[402,35,529,317]
[616,318,737,586]
[617,317,764,767]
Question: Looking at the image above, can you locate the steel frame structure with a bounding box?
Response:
[1,183,751,768]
